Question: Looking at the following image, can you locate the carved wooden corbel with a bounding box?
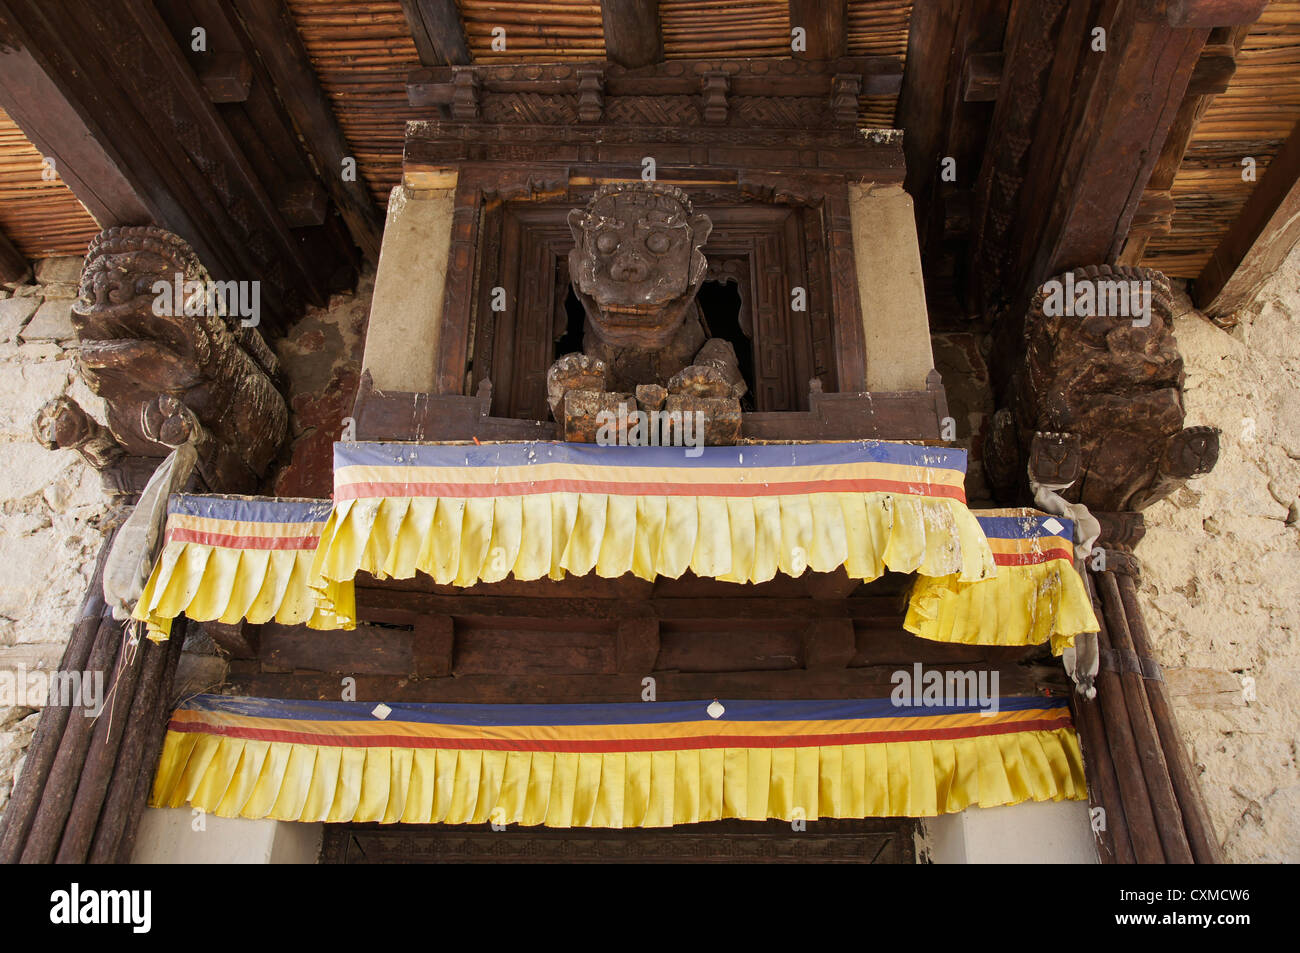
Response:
[69,225,288,494]
[989,264,1220,512]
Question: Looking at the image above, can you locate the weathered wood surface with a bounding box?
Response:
[1194,121,1300,319]
[1096,571,1194,864]
[72,226,288,492]
[230,0,385,262]
[323,816,915,864]
[398,0,471,67]
[1117,574,1224,863]
[323,816,914,863]
[600,0,662,68]
[987,265,1219,511]
[0,0,359,331]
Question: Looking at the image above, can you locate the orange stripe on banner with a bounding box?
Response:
[165,528,322,551]
[334,477,969,502]
[166,714,1073,751]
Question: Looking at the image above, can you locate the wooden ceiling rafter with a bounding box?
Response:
[1194,117,1300,316]
[398,0,471,65]
[599,0,663,68]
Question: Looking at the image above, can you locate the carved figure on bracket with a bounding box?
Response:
[546,182,746,443]
[67,225,288,493]
[987,264,1219,512]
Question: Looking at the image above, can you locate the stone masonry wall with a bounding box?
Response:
[0,257,113,819]
[1135,246,1300,863]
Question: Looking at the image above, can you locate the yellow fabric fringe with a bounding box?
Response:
[149,727,1087,826]
[135,542,355,640]
[308,492,997,613]
[904,559,1098,656]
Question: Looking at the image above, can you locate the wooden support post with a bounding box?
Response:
[399,0,472,66]
[1096,571,1194,863]
[1194,123,1300,319]
[87,626,186,864]
[1071,692,1135,863]
[1117,574,1224,863]
[1090,586,1166,863]
[19,615,124,863]
[55,624,152,863]
[789,0,846,60]
[108,621,188,864]
[601,0,662,68]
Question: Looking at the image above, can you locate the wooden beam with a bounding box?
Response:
[0,225,31,285]
[0,7,150,226]
[197,51,253,103]
[789,0,846,60]
[230,0,384,262]
[1194,122,1300,318]
[399,0,471,67]
[601,0,662,68]
[0,0,345,332]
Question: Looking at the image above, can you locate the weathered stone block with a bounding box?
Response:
[18,298,76,343]
[0,297,40,343]
[34,256,85,286]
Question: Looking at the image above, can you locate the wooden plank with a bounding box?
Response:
[789,0,846,60]
[229,0,384,262]
[600,0,662,68]
[399,0,471,67]
[1194,121,1300,318]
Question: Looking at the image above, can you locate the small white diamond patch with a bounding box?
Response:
[706,700,725,719]
[371,703,392,720]
[1043,517,1065,535]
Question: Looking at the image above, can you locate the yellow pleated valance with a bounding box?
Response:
[133,496,354,640]
[307,441,996,618]
[904,509,1099,655]
[152,695,1087,826]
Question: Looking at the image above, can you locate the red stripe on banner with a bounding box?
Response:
[334,477,968,502]
[167,714,1072,751]
[165,528,322,551]
[992,548,1073,566]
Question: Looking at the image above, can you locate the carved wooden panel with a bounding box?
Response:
[469,197,836,420]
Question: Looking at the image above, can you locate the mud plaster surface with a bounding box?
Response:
[1135,247,1300,863]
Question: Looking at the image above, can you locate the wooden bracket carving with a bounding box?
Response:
[830,74,862,126]
[71,226,288,493]
[450,67,481,121]
[700,72,729,124]
[989,264,1220,511]
[576,67,605,122]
